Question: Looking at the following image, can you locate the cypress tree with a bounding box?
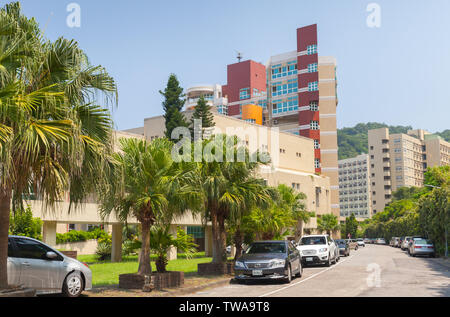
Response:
[190,95,216,140]
[160,74,189,139]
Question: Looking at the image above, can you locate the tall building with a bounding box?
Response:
[369,128,450,214]
[338,154,373,220]
[187,24,340,219]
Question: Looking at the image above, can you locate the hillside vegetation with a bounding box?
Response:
[338,123,450,160]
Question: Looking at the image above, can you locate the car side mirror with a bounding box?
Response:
[46,251,58,260]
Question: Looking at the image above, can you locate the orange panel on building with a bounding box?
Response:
[242,104,263,125]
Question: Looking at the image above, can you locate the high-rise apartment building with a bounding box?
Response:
[338,154,373,220]
[190,24,340,219]
[369,128,450,214]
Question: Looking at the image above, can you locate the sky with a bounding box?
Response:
[14,0,450,132]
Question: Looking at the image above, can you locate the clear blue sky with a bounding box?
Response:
[16,0,450,132]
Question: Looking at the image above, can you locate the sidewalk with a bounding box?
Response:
[432,257,450,270]
[86,275,233,297]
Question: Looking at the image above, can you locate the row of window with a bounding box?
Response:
[272,96,299,114]
[271,61,298,80]
[272,79,298,97]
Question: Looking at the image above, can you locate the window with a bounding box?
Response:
[307,63,318,73]
[310,101,319,111]
[308,82,318,92]
[272,96,299,114]
[239,88,250,100]
[13,238,62,261]
[272,80,298,97]
[187,226,205,239]
[307,44,318,55]
[315,159,321,169]
[314,140,320,149]
[311,121,320,130]
[8,238,14,257]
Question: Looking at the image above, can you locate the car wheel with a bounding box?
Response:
[285,266,292,284]
[62,271,84,298]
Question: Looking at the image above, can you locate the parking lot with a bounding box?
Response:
[187,244,450,297]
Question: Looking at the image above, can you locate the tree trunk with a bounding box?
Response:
[0,187,12,289]
[233,228,243,261]
[295,220,304,243]
[211,211,226,264]
[138,219,152,276]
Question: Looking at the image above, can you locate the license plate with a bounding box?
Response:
[252,270,263,276]
[306,257,313,262]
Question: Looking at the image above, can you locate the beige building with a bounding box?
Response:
[143,111,333,236]
[369,128,450,214]
[338,154,373,221]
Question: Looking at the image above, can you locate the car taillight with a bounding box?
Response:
[414,246,421,249]
[427,246,434,249]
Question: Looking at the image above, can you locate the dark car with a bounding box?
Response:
[234,241,302,284]
[335,239,350,257]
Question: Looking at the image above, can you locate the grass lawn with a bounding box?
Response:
[78,253,215,287]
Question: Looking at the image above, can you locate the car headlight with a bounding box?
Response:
[270,259,286,268]
[319,248,328,253]
[235,261,245,268]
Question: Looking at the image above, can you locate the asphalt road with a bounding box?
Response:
[186,244,450,297]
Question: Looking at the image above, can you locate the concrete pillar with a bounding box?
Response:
[167,225,178,261]
[230,245,236,258]
[204,226,213,257]
[42,221,57,247]
[111,223,123,263]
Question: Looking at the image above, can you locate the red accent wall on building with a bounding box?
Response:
[297,24,321,173]
[222,60,266,104]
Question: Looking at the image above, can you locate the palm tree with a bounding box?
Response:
[0,2,117,290]
[317,214,340,236]
[276,184,312,242]
[194,135,269,264]
[98,137,201,276]
[150,226,198,273]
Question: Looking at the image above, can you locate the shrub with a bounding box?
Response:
[9,206,42,240]
[95,242,112,261]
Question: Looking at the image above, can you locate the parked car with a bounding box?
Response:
[408,239,435,258]
[333,240,341,262]
[346,239,359,250]
[376,238,386,245]
[399,236,405,248]
[7,236,92,297]
[393,237,401,248]
[401,236,413,250]
[234,240,302,284]
[356,238,365,248]
[297,235,338,267]
[363,238,371,244]
[407,237,427,254]
[335,239,350,257]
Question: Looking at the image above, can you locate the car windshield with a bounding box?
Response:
[246,242,286,254]
[336,240,346,246]
[300,237,326,245]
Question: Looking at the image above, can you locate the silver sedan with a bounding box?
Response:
[7,236,92,297]
[408,239,436,258]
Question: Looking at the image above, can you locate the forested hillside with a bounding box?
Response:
[338,123,450,160]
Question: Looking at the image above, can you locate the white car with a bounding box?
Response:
[296,235,338,267]
[356,238,365,247]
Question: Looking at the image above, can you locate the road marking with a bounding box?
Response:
[258,255,355,297]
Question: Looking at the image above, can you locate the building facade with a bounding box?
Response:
[369,128,450,214]
[184,24,340,220]
[338,154,373,220]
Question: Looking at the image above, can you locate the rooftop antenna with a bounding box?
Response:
[236,51,243,63]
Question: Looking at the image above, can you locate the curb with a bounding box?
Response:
[156,276,233,297]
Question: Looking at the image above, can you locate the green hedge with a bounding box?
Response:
[56,228,110,244]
